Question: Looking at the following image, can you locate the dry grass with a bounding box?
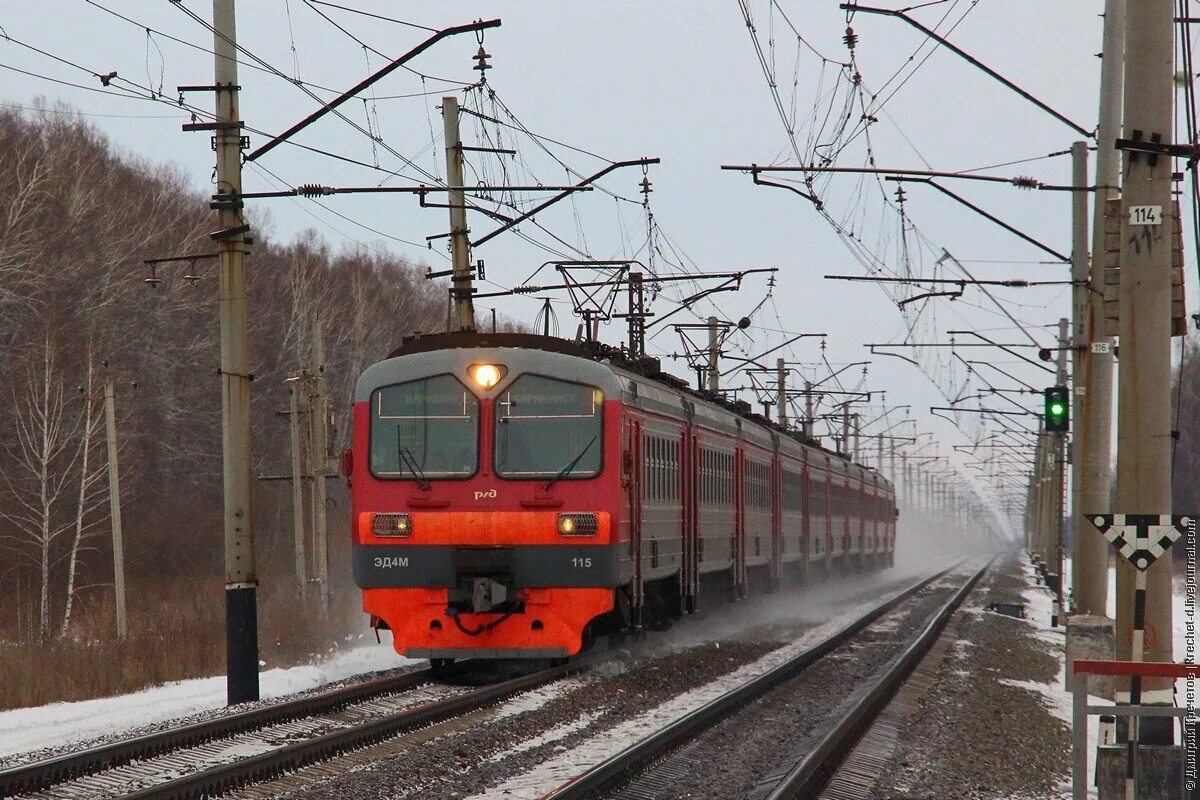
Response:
[0,579,362,711]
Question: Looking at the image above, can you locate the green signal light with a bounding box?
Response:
[1050,402,1065,416]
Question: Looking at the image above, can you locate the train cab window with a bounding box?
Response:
[370,374,479,479]
[495,375,603,479]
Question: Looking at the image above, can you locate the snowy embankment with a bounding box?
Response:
[0,643,415,760]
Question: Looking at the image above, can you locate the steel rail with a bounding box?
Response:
[539,561,974,800]
[764,558,991,799]
[116,657,595,800]
[0,663,464,796]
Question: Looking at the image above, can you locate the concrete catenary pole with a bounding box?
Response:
[213,0,258,704]
[1053,317,1069,609]
[1029,435,1043,559]
[103,379,127,639]
[841,405,851,456]
[803,380,814,438]
[1074,0,1125,617]
[1114,0,1175,706]
[1068,140,1091,608]
[707,316,720,393]
[288,378,307,593]
[310,316,330,609]
[776,358,788,429]
[442,95,476,333]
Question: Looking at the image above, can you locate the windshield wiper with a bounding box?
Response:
[396,444,432,491]
[543,436,598,491]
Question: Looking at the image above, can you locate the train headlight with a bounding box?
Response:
[468,363,506,389]
[557,513,598,537]
[372,513,413,537]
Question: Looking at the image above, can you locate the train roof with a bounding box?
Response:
[375,331,890,487]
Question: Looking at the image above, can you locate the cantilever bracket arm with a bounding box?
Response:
[247,18,502,162]
[894,178,1070,263]
[750,171,823,207]
[948,330,1056,374]
[839,3,1093,139]
[930,406,1039,417]
[471,158,660,247]
[867,344,920,368]
[648,267,777,331]
[897,288,963,307]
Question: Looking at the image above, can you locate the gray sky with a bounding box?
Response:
[5,1,1184,527]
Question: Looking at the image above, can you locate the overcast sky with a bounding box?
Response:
[5,1,1189,529]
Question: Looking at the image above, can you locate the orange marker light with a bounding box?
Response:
[468,363,506,389]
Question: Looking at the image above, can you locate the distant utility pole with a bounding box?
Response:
[309,317,330,609]
[212,0,258,705]
[628,271,646,358]
[1072,0,1124,618]
[1114,0,1175,707]
[443,95,476,333]
[288,377,307,593]
[103,377,127,639]
[707,316,720,392]
[803,380,814,437]
[776,358,787,428]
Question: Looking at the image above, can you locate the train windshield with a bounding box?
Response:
[370,375,479,479]
[495,375,603,479]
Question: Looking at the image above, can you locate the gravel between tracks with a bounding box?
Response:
[865,551,1070,800]
[593,579,963,800]
[242,567,956,800]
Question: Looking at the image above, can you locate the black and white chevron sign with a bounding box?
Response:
[1086,514,1194,570]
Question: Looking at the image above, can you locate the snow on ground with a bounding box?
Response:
[1020,556,1107,799]
[0,641,418,760]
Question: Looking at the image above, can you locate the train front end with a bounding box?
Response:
[349,335,624,661]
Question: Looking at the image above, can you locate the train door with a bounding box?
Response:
[734,446,747,597]
[827,470,836,565]
[800,451,811,577]
[681,407,699,613]
[771,446,782,589]
[871,480,879,558]
[857,475,867,563]
[627,418,644,628]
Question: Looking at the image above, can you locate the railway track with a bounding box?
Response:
[2,563,973,800]
[539,559,989,800]
[0,658,590,800]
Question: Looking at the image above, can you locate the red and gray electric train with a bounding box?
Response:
[346,333,896,663]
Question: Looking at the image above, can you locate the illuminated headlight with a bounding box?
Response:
[557,513,598,537]
[372,513,413,537]
[468,363,507,389]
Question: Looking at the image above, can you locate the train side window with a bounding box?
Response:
[642,434,650,501]
[657,437,664,502]
[648,436,656,502]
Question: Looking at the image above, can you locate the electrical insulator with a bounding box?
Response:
[473,46,492,78]
[843,26,858,49]
[298,184,333,198]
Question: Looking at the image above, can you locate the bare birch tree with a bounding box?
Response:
[0,337,80,639]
